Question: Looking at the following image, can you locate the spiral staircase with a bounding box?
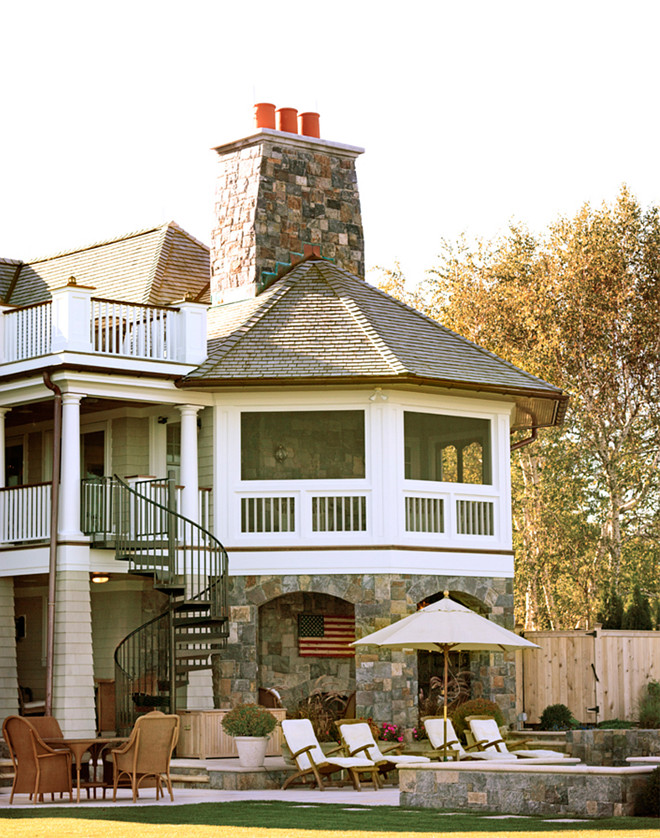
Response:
[82,475,229,734]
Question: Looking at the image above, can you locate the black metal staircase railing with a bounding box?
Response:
[82,475,228,734]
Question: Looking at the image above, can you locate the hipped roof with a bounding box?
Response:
[0,222,210,307]
[184,259,567,430]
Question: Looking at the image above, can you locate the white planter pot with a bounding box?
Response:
[233,736,269,768]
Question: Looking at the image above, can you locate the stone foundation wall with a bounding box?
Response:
[567,729,660,766]
[399,764,654,818]
[213,572,515,728]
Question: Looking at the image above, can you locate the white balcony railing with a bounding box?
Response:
[0,481,212,545]
[405,489,497,538]
[235,488,498,542]
[1,285,208,366]
[0,482,52,543]
[238,492,369,536]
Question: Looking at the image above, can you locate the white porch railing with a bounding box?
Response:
[0,480,212,544]
[1,287,208,366]
[91,299,177,359]
[2,302,52,361]
[0,482,51,542]
[239,492,369,535]
[404,490,496,537]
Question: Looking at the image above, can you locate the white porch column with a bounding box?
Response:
[52,569,96,737]
[0,407,9,487]
[0,577,19,725]
[177,404,200,523]
[59,393,84,537]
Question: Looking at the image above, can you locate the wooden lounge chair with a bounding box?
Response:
[111,710,179,803]
[467,717,573,760]
[421,716,513,760]
[336,719,430,785]
[281,719,380,791]
[2,715,73,804]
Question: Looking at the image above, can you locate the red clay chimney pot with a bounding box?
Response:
[299,112,320,138]
[254,102,276,130]
[276,107,298,133]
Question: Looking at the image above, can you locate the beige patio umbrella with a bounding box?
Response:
[351,592,539,758]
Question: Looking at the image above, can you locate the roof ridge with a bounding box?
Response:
[195,266,310,373]
[315,264,408,376]
[145,223,174,304]
[19,221,176,265]
[360,272,563,393]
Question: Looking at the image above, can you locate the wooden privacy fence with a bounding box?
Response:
[518,628,660,724]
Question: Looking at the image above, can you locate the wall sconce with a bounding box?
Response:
[274,444,288,463]
[369,387,388,402]
[157,416,168,424]
[92,573,110,584]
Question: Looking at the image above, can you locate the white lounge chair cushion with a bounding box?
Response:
[424,718,466,757]
[281,719,375,772]
[340,722,430,764]
[468,718,571,759]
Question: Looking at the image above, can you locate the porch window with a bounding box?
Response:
[166,422,181,483]
[241,411,365,481]
[404,412,492,485]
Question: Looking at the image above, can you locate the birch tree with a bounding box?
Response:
[380,188,660,628]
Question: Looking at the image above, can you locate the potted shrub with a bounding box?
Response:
[221,704,277,768]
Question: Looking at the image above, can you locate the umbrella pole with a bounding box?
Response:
[443,644,449,761]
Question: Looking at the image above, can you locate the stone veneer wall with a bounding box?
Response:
[399,764,654,818]
[213,573,515,728]
[211,133,364,301]
[567,728,660,766]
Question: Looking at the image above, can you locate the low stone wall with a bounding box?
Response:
[567,729,660,766]
[399,762,654,818]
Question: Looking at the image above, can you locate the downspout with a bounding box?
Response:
[43,371,62,716]
[510,426,538,451]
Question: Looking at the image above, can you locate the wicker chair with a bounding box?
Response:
[111,710,179,803]
[2,715,72,804]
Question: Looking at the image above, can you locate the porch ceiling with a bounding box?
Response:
[5,396,148,429]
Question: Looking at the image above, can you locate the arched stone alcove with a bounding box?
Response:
[258,591,356,713]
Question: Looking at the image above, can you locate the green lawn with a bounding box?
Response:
[0,802,658,838]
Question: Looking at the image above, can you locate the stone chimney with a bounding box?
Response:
[210,105,364,304]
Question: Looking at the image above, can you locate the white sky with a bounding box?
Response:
[1,0,658,286]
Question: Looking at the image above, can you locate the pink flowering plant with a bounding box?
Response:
[412,722,428,741]
[380,722,404,743]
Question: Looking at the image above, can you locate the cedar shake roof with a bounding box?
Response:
[0,222,210,307]
[185,259,567,429]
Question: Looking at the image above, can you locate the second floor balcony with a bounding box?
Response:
[0,281,208,371]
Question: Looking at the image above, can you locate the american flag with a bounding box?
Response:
[298,614,355,658]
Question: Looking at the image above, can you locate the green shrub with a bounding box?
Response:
[539,703,576,731]
[451,699,504,741]
[639,681,660,729]
[221,704,277,737]
[635,767,660,816]
[596,718,636,729]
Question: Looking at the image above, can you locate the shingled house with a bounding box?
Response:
[0,107,566,736]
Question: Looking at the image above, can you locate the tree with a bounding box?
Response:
[597,582,625,629]
[621,584,653,630]
[380,188,660,629]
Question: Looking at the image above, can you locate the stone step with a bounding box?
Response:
[170,772,210,788]
[0,757,15,788]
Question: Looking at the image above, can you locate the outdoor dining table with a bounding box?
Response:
[44,736,128,803]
